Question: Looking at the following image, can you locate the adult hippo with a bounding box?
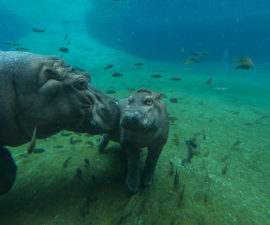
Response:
[0,51,120,195]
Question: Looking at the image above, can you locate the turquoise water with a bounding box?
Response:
[0,1,270,224]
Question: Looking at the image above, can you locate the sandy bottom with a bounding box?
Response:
[0,32,270,225]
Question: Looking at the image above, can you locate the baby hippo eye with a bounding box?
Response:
[144,98,153,106]
[128,96,134,104]
[74,79,88,90]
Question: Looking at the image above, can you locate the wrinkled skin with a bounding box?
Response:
[0,51,120,195]
[98,89,169,193]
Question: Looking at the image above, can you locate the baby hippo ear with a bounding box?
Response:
[155,93,162,101]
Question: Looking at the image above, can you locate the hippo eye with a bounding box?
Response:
[128,96,134,104]
[144,98,153,106]
[74,79,88,90]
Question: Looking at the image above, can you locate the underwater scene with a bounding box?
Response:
[0,0,270,224]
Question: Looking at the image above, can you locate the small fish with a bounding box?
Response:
[0,24,2,28]
[190,57,200,63]
[32,27,45,33]
[206,78,212,85]
[201,51,209,56]
[169,98,178,103]
[15,47,29,51]
[170,77,182,81]
[61,131,72,136]
[234,57,254,69]
[134,62,144,66]
[183,58,191,65]
[189,140,197,148]
[185,140,194,163]
[84,158,90,168]
[66,41,71,46]
[233,140,241,147]
[5,41,21,46]
[106,90,116,94]
[151,74,162,78]
[27,126,37,154]
[112,72,123,77]
[54,145,64,149]
[64,33,68,40]
[174,167,179,188]
[76,168,82,178]
[33,148,45,153]
[104,64,114,70]
[59,47,69,53]
[191,51,201,56]
[63,157,71,168]
[69,137,82,144]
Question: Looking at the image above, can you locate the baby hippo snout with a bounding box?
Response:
[121,110,147,130]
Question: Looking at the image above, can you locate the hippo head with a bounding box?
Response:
[4,52,120,146]
[120,89,164,132]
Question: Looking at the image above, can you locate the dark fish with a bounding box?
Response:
[27,126,37,154]
[61,131,72,136]
[5,41,21,46]
[54,145,64,149]
[221,164,228,175]
[234,57,254,70]
[190,57,200,63]
[84,158,90,168]
[104,64,114,70]
[233,141,241,147]
[128,88,135,91]
[134,62,144,66]
[15,47,29,51]
[185,140,194,163]
[191,51,201,56]
[76,168,82,178]
[33,148,45,153]
[171,77,182,81]
[201,51,209,55]
[183,58,191,65]
[66,41,71,46]
[112,72,123,77]
[64,34,68,40]
[32,27,45,33]
[170,98,178,103]
[106,90,116,94]
[59,47,69,53]
[206,78,212,85]
[169,161,174,176]
[63,157,71,168]
[151,74,162,78]
[189,140,197,148]
[69,137,82,144]
[174,167,179,188]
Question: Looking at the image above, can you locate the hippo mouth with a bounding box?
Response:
[88,98,120,134]
[120,111,150,131]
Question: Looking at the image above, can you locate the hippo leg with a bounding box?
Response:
[98,134,110,152]
[123,143,141,193]
[142,144,164,187]
[0,147,17,195]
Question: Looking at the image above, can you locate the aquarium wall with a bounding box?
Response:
[86,0,270,62]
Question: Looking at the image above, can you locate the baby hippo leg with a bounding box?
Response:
[142,143,164,187]
[123,142,141,193]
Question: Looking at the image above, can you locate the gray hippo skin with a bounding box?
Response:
[0,51,120,195]
[98,89,169,193]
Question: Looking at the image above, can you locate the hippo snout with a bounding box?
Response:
[121,110,147,130]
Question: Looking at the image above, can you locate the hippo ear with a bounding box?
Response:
[155,93,162,101]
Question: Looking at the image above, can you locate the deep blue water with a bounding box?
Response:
[0,8,30,50]
[86,0,270,62]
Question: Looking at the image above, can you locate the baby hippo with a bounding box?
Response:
[98,89,169,193]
